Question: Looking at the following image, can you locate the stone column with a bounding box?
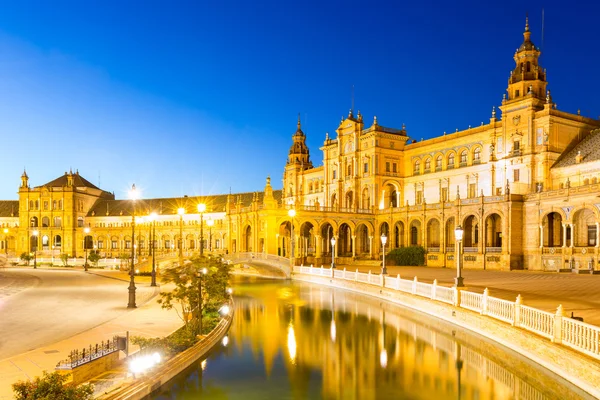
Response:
[562,224,567,248]
[369,236,373,258]
[315,235,322,257]
[596,223,599,248]
[351,235,356,258]
[570,223,574,247]
[539,225,543,248]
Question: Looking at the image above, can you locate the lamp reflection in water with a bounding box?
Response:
[330,293,336,342]
[287,321,297,364]
[379,309,387,368]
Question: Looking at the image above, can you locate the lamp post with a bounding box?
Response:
[128,184,138,309]
[381,233,388,275]
[3,228,8,258]
[198,203,206,256]
[84,227,90,272]
[454,225,464,287]
[33,230,39,269]
[206,218,214,252]
[197,267,208,336]
[149,212,157,287]
[330,236,336,269]
[288,209,296,266]
[178,207,185,266]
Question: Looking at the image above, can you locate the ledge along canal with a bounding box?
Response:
[149,277,594,400]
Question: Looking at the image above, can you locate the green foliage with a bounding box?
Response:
[60,254,69,266]
[158,256,231,338]
[20,253,32,266]
[131,324,202,357]
[387,246,425,266]
[88,251,101,266]
[12,370,94,400]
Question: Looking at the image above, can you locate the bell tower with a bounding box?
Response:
[505,17,547,107]
[283,115,313,205]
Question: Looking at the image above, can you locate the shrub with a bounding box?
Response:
[387,246,425,266]
[20,253,32,266]
[13,371,93,400]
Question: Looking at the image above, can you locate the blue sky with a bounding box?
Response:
[0,0,598,200]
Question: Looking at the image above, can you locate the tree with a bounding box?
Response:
[60,253,69,267]
[158,256,231,338]
[88,251,101,267]
[19,252,32,266]
[13,371,94,400]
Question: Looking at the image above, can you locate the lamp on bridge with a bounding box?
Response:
[197,267,208,336]
[84,226,91,272]
[32,230,39,269]
[330,236,336,269]
[128,184,139,309]
[178,207,185,266]
[148,212,158,287]
[198,203,206,256]
[288,209,296,267]
[3,228,8,257]
[454,225,465,288]
[381,233,388,275]
[206,218,214,253]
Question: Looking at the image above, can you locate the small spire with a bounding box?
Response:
[546,90,552,104]
[297,113,301,130]
[348,108,353,118]
[325,132,329,140]
[525,15,529,32]
[402,123,406,130]
[492,106,496,118]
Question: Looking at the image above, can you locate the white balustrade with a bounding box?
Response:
[520,305,554,339]
[562,318,600,358]
[486,297,515,324]
[460,291,483,312]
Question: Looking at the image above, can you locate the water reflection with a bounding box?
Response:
[151,278,593,400]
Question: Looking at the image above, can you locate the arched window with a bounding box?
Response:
[460,150,467,166]
[584,178,590,185]
[473,148,481,164]
[414,160,421,175]
[593,177,598,184]
[436,155,442,170]
[30,216,38,227]
[54,235,62,247]
[424,158,431,172]
[448,153,455,168]
[58,200,63,210]
[29,200,34,210]
[42,217,50,227]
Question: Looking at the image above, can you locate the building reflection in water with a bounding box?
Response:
[151,278,593,400]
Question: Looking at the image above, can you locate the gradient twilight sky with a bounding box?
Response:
[0,1,598,201]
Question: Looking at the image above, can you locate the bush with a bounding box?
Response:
[13,371,93,400]
[387,246,425,266]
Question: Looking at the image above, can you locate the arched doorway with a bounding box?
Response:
[394,221,405,248]
[409,220,421,246]
[299,222,315,258]
[278,221,292,257]
[338,223,352,257]
[30,235,38,252]
[345,191,354,210]
[243,225,252,252]
[573,208,596,247]
[542,212,563,247]
[485,213,502,248]
[445,217,456,252]
[355,223,370,256]
[320,222,335,258]
[361,188,370,210]
[463,215,479,249]
[426,219,441,249]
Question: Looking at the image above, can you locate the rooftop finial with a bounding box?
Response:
[525,15,529,32]
[492,106,496,118]
[297,113,301,130]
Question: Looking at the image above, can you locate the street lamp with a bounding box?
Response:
[3,228,8,258]
[178,207,185,266]
[84,227,90,272]
[33,230,39,269]
[206,218,214,252]
[381,233,388,275]
[330,236,336,269]
[454,225,464,287]
[197,267,208,336]
[288,209,296,266]
[198,203,206,256]
[128,184,139,309]
[149,212,157,287]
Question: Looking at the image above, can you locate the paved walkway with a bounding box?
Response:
[341,264,600,326]
[0,268,182,400]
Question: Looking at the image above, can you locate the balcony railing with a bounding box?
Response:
[486,247,502,253]
[464,247,478,253]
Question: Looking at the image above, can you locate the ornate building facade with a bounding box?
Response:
[1,20,599,272]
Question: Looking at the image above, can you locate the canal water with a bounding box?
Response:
[150,277,593,400]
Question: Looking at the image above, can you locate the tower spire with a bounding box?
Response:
[297,113,301,130]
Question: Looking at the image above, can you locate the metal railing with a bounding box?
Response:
[56,336,121,369]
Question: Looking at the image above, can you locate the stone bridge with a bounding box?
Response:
[223,252,291,279]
